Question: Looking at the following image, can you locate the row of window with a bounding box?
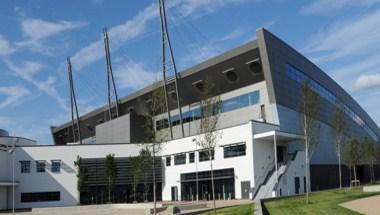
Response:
[20,160,61,173]
[21,191,60,203]
[285,64,378,141]
[166,143,246,166]
[156,91,260,130]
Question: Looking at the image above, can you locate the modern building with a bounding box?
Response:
[0,28,379,210]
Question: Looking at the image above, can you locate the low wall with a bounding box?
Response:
[363,185,380,192]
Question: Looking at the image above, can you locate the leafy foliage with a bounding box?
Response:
[74,156,88,193]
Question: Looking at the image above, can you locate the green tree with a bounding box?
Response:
[144,86,168,215]
[362,137,377,183]
[130,149,150,203]
[74,155,88,203]
[195,78,222,214]
[331,99,346,191]
[343,138,361,186]
[298,81,321,204]
[104,153,116,203]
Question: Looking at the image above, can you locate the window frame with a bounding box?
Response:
[174,154,186,165]
[36,160,46,173]
[223,142,246,158]
[20,160,31,174]
[51,160,61,173]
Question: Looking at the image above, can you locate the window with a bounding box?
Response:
[174,154,186,165]
[224,143,246,158]
[247,59,262,74]
[51,160,61,173]
[199,149,214,162]
[155,90,260,131]
[20,161,31,173]
[166,156,171,166]
[21,192,60,203]
[189,152,195,163]
[36,160,46,173]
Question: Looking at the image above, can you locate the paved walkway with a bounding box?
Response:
[0,200,254,215]
[340,195,380,215]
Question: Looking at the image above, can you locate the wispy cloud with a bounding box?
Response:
[70,0,252,71]
[0,35,16,56]
[3,59,67,110]
[17,18,87,55]
[220,27,246,42]
[354,73,380,91]
[114,60,158,90]
[303,9,380,63]
[0,86,31,109]
[180,43,221,68]
[300,0,380,15]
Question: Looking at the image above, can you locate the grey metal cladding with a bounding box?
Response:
[257,28,380,139]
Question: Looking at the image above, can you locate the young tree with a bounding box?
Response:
[104,153,116,203]
[362,137,377,183]
[343,138,361,186]
[74,156,88,204]
[331,100,346,191]
[298,81,321,204]
[144,86,168,215]
[130,149,150,203]
[195,78,222,214]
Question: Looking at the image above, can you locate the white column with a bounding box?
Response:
[274,132,278,182]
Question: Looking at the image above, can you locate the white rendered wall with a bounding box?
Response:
[161,122,255,201]
[275,151,306,196]
[12,144,143,209]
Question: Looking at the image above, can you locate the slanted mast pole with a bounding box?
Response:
[158,0,173,140]
[158,0,185,138]
[103,28,120,120]
[67,57,82,144]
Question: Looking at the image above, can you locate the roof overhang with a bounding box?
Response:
[0,181,19,187]
[253,130,304,141]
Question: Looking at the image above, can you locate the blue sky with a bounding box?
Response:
[1,0,380,144]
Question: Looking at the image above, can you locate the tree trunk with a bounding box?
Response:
[210,150,216,214]
[349,166,352,187]
[153,145,157,215]
[134,177,137,203]
[108,178,111,203]
[353,165,357,187]
[305,137,310,204]
[338,152,342,192]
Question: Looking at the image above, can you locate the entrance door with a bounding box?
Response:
[171,186,178,201]
[277,146,284,164]
[294,177,300,194]
[241,181,251,199]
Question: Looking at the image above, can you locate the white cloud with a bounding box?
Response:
[3,59,67,110]
[16,18,87,55]
[114,60,158,90]
[180,43,221,68]
[354,73,380,91]
[220,27,246,42]
[0,35,16,56]
[303,9,380,63]
[300,0,380,15]
[70,0,252,71]
[20,18,87,42]
[178,0,249,17]
[0,86,31,109]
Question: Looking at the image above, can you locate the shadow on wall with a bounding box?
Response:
[12,148,78,209]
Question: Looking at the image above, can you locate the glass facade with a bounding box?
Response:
[156,90,260,131]
[51,160,61,173]
[285,64,378,141]
[174,154,186,165]
[189,152,195,163]
[223,143,246,158]
[36,160,46,173]
[199,149,214,162]
[20,161,31,173]
[166,156,171,166]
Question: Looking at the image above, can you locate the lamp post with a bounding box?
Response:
[8,141,15,215]
[192,138,199,201]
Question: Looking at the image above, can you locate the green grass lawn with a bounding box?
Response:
[265,187,380,215]
[199,203,254,215]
